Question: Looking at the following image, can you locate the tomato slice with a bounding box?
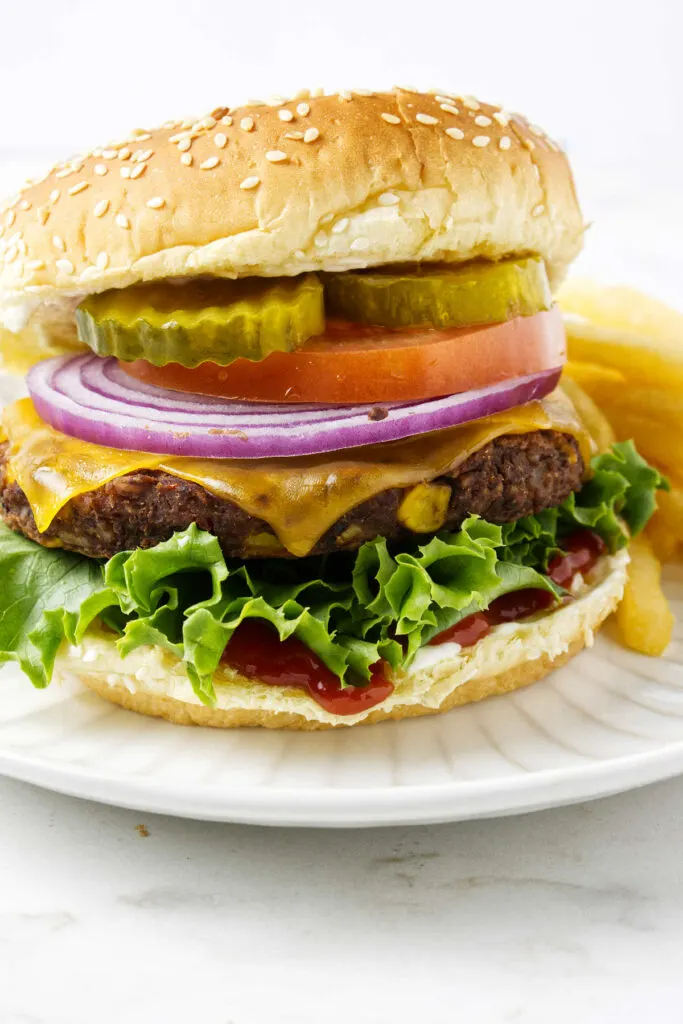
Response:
[121,307,566,405]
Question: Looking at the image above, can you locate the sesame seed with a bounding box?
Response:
[120,166,132,178]
[68,182,89,196]
[56,259,75,274]
[118,148,131,160]
[221,115,233,126]
[17,239,27,256]
[278,109,294,122]
[26,259,45,271]
[116,214,130,229]
[49,190,61,204]
[284,131,304,140]
[132,132,152,142]
[94,200,110,218]
[532,204,545,217]
[199,156,220,170]
[130,162,146,179]
[146,197,165,209]
[474,115,492,127]
[381,113,401,125]
[239,176,260,190]
[445,127,464,140]
[5,211,15,227]
[416,113,438,125]
[37,207,49,225]
[314,231,327,247]
[4,247,17,263]
[52,235,66,251]
[18,199,31,211]
[102,149,118,160]
[331,218,349,234]
[499,136,512,150]
[440,103,460,116]
[338,90,352,101]
[435,95,456,104]
[265,150,288,163]
[472,135,491,147]
[303,127,319,143]
[311,87,324,97]
[462,96,480,110]
[169,132,187,143]
[135,149,154,162]
[180,153,193,166]
[214,133,228,149]
[266,96,286,107]
[296,103,310,117]
[354,89,375,97]
[493,111,510,127]
[320,213,334,225]
[378,192,400,206]
[55,168,72,179]
[523,138,536,151]
[240,117,255,132]
[177,138,192,152]
[529,124,545,137]
[96,252,109,270]
[350,237,370,251]
[94,164,108,176]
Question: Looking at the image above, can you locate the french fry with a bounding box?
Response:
[616,534,674,656]
[656,480,683,536]
[559,281,683,391]
[593,386,683,434]
[560,376,615,453]
[647,519,680,564]
[564,360,626,392]
[599,407,683,474]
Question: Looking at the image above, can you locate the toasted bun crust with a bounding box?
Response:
[56,552,627,730]
[0,88,583,329]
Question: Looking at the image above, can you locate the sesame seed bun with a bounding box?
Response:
[0,88,583,331]
[55,551,627,731]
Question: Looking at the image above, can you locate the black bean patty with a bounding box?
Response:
[0,431,583,559]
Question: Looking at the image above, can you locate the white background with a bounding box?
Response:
[1,2,683,1022]
[1,0,682,302]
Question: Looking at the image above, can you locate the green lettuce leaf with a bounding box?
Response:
[0,440,667,704]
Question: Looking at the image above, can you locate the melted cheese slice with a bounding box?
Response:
[2,392,592,557]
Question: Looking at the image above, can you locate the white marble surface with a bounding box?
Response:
[2,775,683,1023]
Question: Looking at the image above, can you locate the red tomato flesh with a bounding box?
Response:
[121,307,566,405]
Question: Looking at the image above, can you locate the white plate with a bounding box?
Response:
[0,565,681,826]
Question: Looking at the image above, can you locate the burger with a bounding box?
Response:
[0,88,666,729]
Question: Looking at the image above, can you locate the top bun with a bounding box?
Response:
[0,88,584,329]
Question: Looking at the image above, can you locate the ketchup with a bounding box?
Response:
[429,529,605,649]
[428,612,492,648]
[486,588,556,624]
[222,620,393,715]
[547,529,607,588]
[224,529,606,709]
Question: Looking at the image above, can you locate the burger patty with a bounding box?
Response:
[0,431,583,560]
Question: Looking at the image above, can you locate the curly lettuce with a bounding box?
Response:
[0,441,667,704]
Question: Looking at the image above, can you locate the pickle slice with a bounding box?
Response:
[324,257,552,329]
[76,274,325,368]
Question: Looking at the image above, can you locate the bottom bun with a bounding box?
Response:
[56,551,629,730]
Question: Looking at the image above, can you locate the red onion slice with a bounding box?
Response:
[28,354,562,459]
